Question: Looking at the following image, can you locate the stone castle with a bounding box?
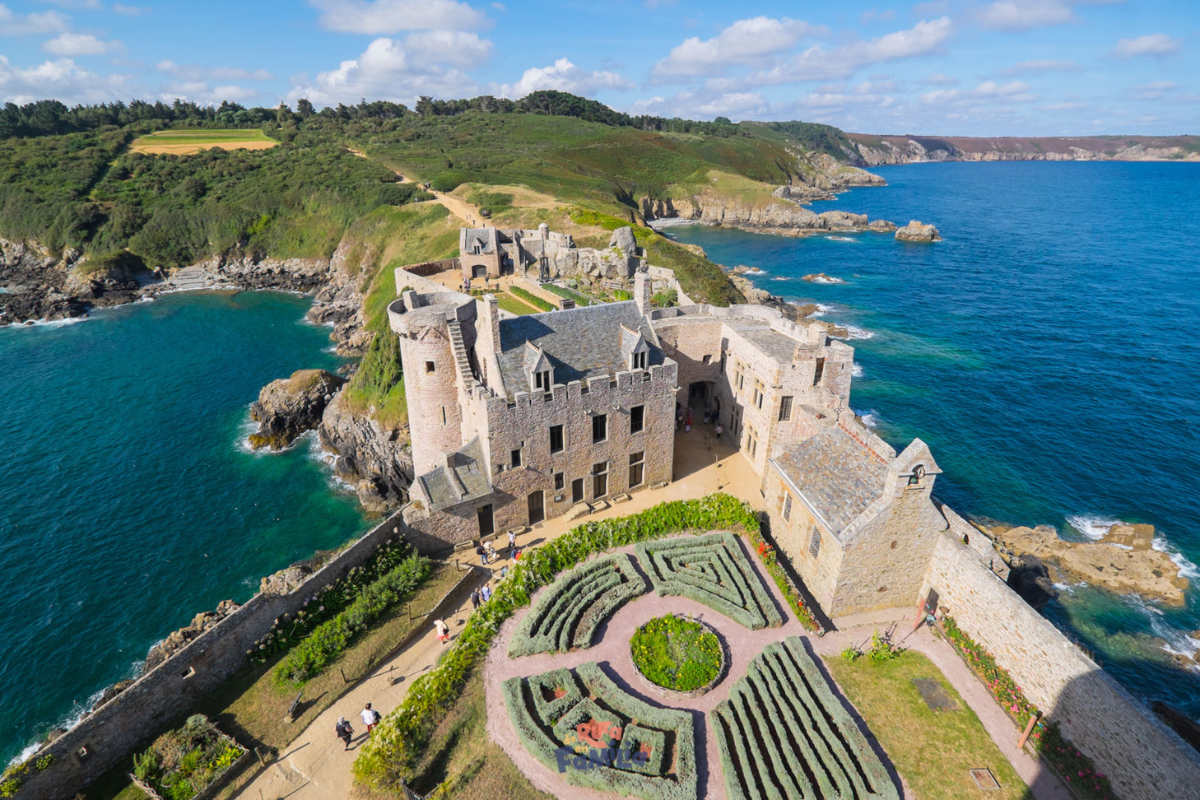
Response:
[391,227,963,621]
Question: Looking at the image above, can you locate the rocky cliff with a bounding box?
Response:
[318,391,414,514]
[249,369,346,450]
[847,134,1200,166]
[640,192,897,237]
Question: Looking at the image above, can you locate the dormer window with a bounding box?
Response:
[633,351,647,370]
[534,370,551,390]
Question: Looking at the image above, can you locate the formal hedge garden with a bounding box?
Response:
[503,661,698,800]
[354,494,761,790]
[630,614,724,693]
[636,533,783,630]
[711,637,899,800]
[508,553,647,657]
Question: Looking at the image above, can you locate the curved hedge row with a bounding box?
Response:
[636,533,782,630]
[354,494,759,790]
[711,637,899,800]
[508,553,647,657]
[503,662,697,800]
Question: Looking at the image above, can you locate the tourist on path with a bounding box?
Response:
[476,542,488,566]
[484,541,497,563]
[481,583,492,602]
[335,717,354,751]
[508,530,517,557]
[434,618,449,644]
[469,587,482,609]
[361,703,382,735]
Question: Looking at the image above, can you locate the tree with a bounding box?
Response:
[297,98,314,119]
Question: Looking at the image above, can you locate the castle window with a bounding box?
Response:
[554,472,565,491]
[813,357,825,386]
[809,528,822,559]
[534,370,551,390]
[592,461,608,498]
[549,424,564,454]
[629,451,644,487]
[442,407,447,425]
[782,493,792,521]
[511,448,522,468]
[592,414,607,443]
[632,351,647,370]
[747,429,758,458]
[425,360,435,373]
[630,405,644,434]
[755,387,764,409]
[779,396,793,422]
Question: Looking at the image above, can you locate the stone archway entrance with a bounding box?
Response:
[473,264,487,279]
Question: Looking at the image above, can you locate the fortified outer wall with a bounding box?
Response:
[920,532,1200,800]
[18,514,409,800]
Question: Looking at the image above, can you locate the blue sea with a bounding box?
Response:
[0,292,368,764]
[667,161,1200,720]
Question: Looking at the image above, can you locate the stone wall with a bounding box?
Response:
[18,514,409,800]
[921,532,1200,800]
[404,259,460,278]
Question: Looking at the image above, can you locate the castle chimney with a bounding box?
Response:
[634,270,651,315]
[477,294,502,361]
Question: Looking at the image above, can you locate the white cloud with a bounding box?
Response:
[112,4,151,15]
[919,72,959,85]
[42,33,123,56]
[1112,33,1180,58]
[156,61,276,81]
[1129,81,1176,100]
[752,17,953,85]
[501,58,633,98]
[1000,59,1079,74]
[160,82,260,104]
[629,89,769,119]
[310,0,488,34]
[978,0,1073,31]
[287,35,485,106]
[402,30,492,70]
[0,54,128,104]
[652,16,822,79]
[38,0,102,8]
[921,80,1034,104]
[0,4,68,35]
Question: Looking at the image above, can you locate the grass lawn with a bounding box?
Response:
[825,650,1029,800]
[398,668,553,800]
[131,129,278,155]
[89,563,463,800]
[495,292,539,316]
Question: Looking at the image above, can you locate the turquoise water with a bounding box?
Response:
[0,292,367,763]
[668,161,1200,719]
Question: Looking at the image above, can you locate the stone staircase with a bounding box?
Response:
[446,318,476,392]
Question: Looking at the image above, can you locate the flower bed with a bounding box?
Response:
[747,525,823,633]
[509,286,555,312]
[353,494,759,790]
[128,715,247,800]
[630,614,725,696]
[938,616,1118,800]
[711,637,898,800]
[543,283,594,307]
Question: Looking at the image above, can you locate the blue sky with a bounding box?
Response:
[0,0,1195,135]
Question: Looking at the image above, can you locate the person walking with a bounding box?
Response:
[469,587,482,609]
[507,530,517,557]
[484,541,497,564]
[434,618,449,644]
[335,717,354,751]
[481,583,492,602]
[361,703,382,735]
[476,542,488,566]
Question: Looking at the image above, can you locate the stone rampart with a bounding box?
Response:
[19,513,408,800]
[920,532,1200,800]
[404,258,459,278]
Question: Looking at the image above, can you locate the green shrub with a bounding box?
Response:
[128,714,246,800]
[543,283,593,306]
[635,533,781,630]
[651,289,678,308]
[274,552,431,684]
[354,494,758,789]
[867,631,902,664]
[841,645,863,662]
[746,528,822,633]
[430,171,469,191]
[630,614,722,692]
[509,285,556,312]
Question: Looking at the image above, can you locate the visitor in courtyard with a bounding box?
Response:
[715,423,723,438]
[485,541,497,563]
[469,587,481,609]
[361,703,381,734]
[481,583,493,602]
[434,618,449,644]
[476,542,488,566]
[335,717,354,750]
[508,530,517,556]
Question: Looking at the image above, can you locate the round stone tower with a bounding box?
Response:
[388,292,468,478]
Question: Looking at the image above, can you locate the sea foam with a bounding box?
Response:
[1065,514,1122,541]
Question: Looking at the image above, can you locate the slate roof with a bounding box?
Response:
[739,327,802,364]
[496,301,661,389]
[418,438,492,510]
[772,426,890,539]
[461,228,498,254]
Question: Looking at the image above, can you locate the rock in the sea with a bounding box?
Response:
[990,522,1188,606]
[868,219,898,233]
[250,369,346,450]
[802,273,845,284]
[895,220,942,242]
[1006,554,1059,609]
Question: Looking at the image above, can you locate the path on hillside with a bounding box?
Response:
[346,146,487,227]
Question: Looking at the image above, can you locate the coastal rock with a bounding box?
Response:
[318,390,414,513]
[250,369,346,450]
[990,522,1188,606]
[143,599,240,673]
[868,219,898,233]
[94,679,136,709]
[802,273,846,284]
[1006,553,1059,609]
[0,237,90,325]
[727,275,816,322]
[260,564,313,596]
[895,221,942,243]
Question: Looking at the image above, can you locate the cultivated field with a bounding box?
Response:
[130,129,279,155]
